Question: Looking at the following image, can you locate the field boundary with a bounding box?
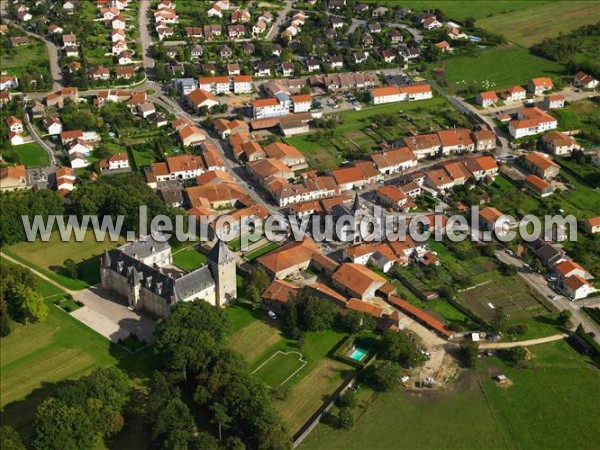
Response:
[252,350,307,388]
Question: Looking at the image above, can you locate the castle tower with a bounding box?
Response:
[207,240,237,307]
[128,269,141,310]
[100,249,111,290]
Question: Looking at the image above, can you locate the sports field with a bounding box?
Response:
[440,44,565,93]
[252,351,307,388]
[477,1,600,47]
[457,272,549,322]
[4,230,122,290]
[301,340,600,450]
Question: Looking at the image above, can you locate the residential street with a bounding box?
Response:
[265,0,293,41]
[138,0,156,81]
[23,110,58,167]
[495,250,600,344]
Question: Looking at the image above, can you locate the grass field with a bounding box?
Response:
[476,1,600,47]
[244,242,281,262]
[301,340,600,450]
[228,316,285,362]
[375,0,555,20]
[0,36,50,81]
[438,44,565,93]
[4,230,122,290]
[252,351,307,388]
[16,142,49,168]
[172,245,208,271]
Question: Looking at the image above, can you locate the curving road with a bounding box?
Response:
[0,1,62,91]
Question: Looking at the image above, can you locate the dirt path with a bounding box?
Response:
[0,251,76,296]
[479,334,567,349]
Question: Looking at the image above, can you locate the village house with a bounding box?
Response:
[257,237,319,279]
[524,174,553,197]
[528,77,554,95]
[543,131,579,155]
[54,167,75,196]
[332,263,386,300]
[252,98,288,119]
[371,84,433,104]
[500,85,526,102]
[479,206,511,232]
[145,153,207,187]
[263,142,307,170]
[573,71,599,89]
[376,185,409,211]
[583,217,600,234]
[6,116,23,134]
[43,116,63,135]
[178,125,207,147]
[88,66,111,81]
[247,159,294,185]
[186,89,219,112]
[476,91,498,108]
[370,147,418,174]
[0,165,28,191]
[0,76,19,91]
[232,75,253,94]
[523,152,560,180]
[543,94,565,110]
[99,152,130,172]
[508,107,557,139]
[554,260,593,281]
[563,275,595,300]
[198,76,230,94]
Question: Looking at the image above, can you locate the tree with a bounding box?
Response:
[10,285,48,324]
[557,310,573,329]
[338,407,355,429]
[337,310,376,333]
[489,307,506,335]
[0,426,25,450]
[338,390,356,409]
[151,397,197,450]
[31,398,95,450]
[0,298,11,337]
[362,360,401,391]
[379,330,426,368]
[210,403,231,441]
[302,297,336,331]
[459,340,480,368]
[508,346,528,366]
[63,258,79,279]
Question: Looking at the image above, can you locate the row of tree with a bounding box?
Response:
[149,300,291,449]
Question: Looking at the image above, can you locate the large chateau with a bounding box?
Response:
[100,236,236,317]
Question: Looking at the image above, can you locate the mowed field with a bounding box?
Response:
[440,44,565,92]
[0,36,50,80]
[4,230,123,290]
[227,306,353,434]
[16,142,50,168]
[302,340,600,450]
[477,1,600,47]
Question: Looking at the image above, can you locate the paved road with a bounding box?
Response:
[430,81,511,158]
[479,334,567,349]
[495,250,600,344]
[138,0,156,81]
[266,0,293,41]
[0,2,62,91]
[325,11,423,42]
[23,108,58,166]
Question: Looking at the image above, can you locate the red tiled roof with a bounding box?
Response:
[388,296,453,338]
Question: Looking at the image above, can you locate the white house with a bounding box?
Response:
[574,71,599,89]
[100,152,130,171]
[563,275,595,300]
[528,77,553,96]
[0,76,18,91]
[198,76,230,95]
[508,107,557,139]
[43,116,63,135]
[232,75,253,94]
[252,98,289,119]
[291,94,312,113]
[371,84,432,105]
[543,94,565,110]
[6,116,23,133]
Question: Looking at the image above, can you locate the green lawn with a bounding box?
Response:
[4,230,123,291]
[438,44,565,93]
[172,245,208,271]
[252,351,307,388]
[302,340,600,450]
[15,142,49,168]
[244,242,281,262]
[476,1,600,47]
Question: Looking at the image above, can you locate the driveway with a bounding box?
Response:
[73,286,155,344]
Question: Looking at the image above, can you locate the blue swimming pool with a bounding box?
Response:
[348,347,368,361]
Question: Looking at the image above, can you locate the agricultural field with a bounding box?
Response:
[3,230,123,290]
[476,1,600,47]
[457,271,551,323]
[286,97,463,170]
[15,142,49,168]
[376,0,556,20]
[301,340,600,450]
[553,98,600,145]
[438,44,565,93]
